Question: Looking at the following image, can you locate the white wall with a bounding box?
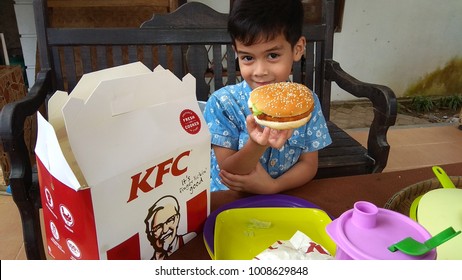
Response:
[332,0,462,100]
[192,0,462,100]
[14,0,36,89]
[187,0,228,13]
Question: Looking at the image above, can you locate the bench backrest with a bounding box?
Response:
[36,0,336,119]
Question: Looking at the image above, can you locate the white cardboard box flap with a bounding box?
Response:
[36,112,82,190]
[62,67,199,187]
[36,63,205,191]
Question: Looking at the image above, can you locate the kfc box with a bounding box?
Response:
[35,62,210,259]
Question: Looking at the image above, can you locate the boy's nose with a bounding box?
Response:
[253,61,268,76]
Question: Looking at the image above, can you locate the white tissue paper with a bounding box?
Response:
[254,230,334,260]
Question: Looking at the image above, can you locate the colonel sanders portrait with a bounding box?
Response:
[144,195,196,260]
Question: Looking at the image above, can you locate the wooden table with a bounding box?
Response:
[170,162,462,259]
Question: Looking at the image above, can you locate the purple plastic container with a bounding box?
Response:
[326,201,436,260]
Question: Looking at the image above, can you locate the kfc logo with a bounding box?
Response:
[50,221,60,241]
[44,187,54,208]
[66,239,81,258]
[127,151,190,203]
[59,205,74,227]
[144,195,196,259]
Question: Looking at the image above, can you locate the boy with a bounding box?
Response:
[203,0,331,193]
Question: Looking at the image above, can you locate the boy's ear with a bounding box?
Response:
[293,36,306,61]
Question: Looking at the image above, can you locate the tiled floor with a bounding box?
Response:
[1,123,461,260]
[347,124,462,172]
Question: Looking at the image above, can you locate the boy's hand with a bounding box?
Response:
[246,115,293,150]
[219,163,278,194]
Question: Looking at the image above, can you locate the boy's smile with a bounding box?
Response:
[234,34,305,90]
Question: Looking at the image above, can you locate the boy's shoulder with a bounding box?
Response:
[206,81,251,113]
[211,80,250,98]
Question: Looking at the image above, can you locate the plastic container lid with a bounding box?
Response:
[417,188,462,259]
[326,201,436,260]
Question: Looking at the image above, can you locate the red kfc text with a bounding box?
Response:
[127,151,190,202]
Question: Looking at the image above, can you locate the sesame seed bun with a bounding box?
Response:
[248,82,315,130]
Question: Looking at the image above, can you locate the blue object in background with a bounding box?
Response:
[6,185,11,194]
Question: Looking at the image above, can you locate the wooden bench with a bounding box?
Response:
[0,0,397,259]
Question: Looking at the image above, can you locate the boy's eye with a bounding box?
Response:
[240,55,253,62]
[268,53,280,60]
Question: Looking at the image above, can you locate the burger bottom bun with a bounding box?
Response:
[253,114,312,130]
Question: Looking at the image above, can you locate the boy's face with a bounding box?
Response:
[234,34,305,90]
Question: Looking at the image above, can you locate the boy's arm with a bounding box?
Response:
[212,140,266,175]
[214,115,293,175]
[272,151,318,191]
[219,151,318,194]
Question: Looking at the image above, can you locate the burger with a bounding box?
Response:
[248,82,315,130]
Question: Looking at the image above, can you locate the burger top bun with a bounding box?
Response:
[248,82,315,130]
[249,82,314,118]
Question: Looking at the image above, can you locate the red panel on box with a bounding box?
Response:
[107,233,141,260]
[186,190,208,232]
[37,158,99,259]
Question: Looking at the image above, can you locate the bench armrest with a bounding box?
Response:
[325,59,398,172]
[0,69,51,140]
[0,68,52,259]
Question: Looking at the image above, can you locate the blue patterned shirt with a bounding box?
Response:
[203,80,332,191]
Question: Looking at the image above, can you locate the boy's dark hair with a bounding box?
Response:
[228,0,304,47]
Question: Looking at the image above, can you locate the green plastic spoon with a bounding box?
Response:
[388,227,461,256]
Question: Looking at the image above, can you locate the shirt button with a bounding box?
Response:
[270,159,277,167]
